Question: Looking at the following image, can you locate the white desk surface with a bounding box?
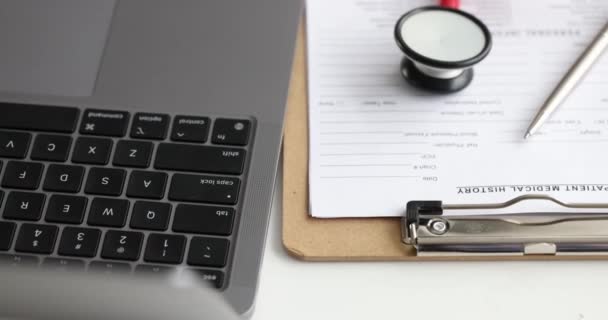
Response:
[253,166,608,320]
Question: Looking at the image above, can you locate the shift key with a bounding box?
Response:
[155,143,246,175]
[169,174,240,205]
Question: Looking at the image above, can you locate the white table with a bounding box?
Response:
[253,168,608,320]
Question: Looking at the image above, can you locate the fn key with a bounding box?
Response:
[211,119,251,146]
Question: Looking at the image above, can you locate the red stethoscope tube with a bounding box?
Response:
[440,0,460,9]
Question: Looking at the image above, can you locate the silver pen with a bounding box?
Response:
[524,21,608,139]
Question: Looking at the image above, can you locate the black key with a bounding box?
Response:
[187,237,229,268]
[89,261,131,274]
[85,168,126,196]
[171,116,210,142]
[14,223,58,254]
[42,258,85,271]
[0,131,31,158]
[173,205,234,236]
[169,174,240,205]
[135,264,175,275]
[101,230,143,261]
[188,269,225,289]
[45,195,87,224]
[155,143,246,175]
[3,192,45,221]
[113,140,153,168]
[130,201,171,231]
[43,164,85,193]
[87,198,130,227]
[58,227,101,258]
[144,234,186,264]
[30,134,72,162]
[0,254,39,267]
[80,109,130,137]
[211,119,251,146]
[0,103,79,133]
[130,113,170,140]
[1,161,43,190]
[72,137,113,165]
[0,222,16,250]
[126,171,167,199]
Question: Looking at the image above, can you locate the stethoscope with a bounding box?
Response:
[394,0,492,93]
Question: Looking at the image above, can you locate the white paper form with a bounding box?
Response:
[307,0,608,217]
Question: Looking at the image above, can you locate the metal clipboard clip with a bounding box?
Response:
[402,195,608,256]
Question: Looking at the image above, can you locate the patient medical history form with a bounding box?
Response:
[307,0,608,217]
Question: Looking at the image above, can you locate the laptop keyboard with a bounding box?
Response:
[0,102,253,288]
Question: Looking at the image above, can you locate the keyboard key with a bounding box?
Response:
[0,131,31,158]
[85,167,126,196]
[135,264,175,275]
[3,192,45,221]
[101,230,143,261]
[14,223,58,254]
[130,113,170,140]
[130,201,171,231]
[126,171,167,199]
[211,119,251,146]
[0,103,79,133]
[43,164,85,193]
[30,134,72,162]
[144,234,186,264]
[113,140,153,168]
[88,198,130,227]
[45,195,87,224]
[72,137,113,165]
[155,143,246,175]
[58,227,101,258]
[1,161,43,190]
[173,205,235,236]
[187,237,229,268]
[80,109,130,137]
[89,261,131,274]
[188,269,225,289]
[42,258,85,271]
[169,174,240,205]
[0,254,39,267]
[171,116,210,142]
[0,222,16,250]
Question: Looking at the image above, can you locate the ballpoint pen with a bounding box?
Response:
[524,21,608,139]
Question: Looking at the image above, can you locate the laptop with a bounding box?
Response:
[0,0,301,317]
[1,266,241,320]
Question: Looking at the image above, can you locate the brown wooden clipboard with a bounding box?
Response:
[281,19,606,262]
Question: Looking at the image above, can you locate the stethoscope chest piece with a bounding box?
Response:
[395,6,492,93]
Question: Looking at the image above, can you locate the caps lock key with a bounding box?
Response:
[169,174,240,205]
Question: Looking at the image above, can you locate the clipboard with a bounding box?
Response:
[282,20,608,261]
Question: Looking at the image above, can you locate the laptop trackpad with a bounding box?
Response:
[0,0,116,97]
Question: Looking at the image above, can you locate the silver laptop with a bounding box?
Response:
[0,0,301,317]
